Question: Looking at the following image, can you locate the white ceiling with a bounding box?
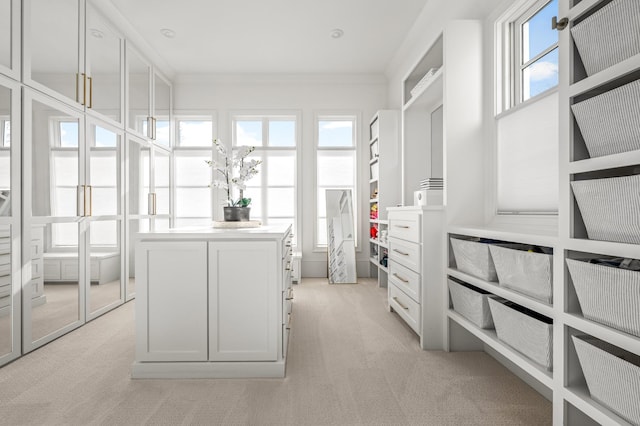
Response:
[106,0,430,75]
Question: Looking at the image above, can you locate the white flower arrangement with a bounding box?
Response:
[207,139,261,207]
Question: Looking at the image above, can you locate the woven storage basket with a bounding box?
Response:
[450,238,497,282]
[571,175,640,244]
[489,245,553,303]
[566,259,640,337]
[488,298,553,370]
[571,0,640,76]
[572,335,640,425]
[571,79,640,158]
[448,279,495,329]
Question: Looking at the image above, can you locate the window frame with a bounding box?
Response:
[497,0,559,114]
[313,113,359,251]
[230,111,300,247]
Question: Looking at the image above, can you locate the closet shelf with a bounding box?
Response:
[448,224,558,248]
[447,268,554,318]
[403,68,443,111]
[565,238,639,259]
[447,310,554,389]
[564,313,640,356]
[569,53,640,98]
[563,386,630,426]
[568,149,640,174]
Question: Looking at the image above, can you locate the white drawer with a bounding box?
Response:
[389,261,420,303]
[31,261,42,279]
[44,260,61,280]
[31,241,42,259]
[389,283,421,335]
[389,237,421,273]
[282,288,293,324]
[388,211,421,243]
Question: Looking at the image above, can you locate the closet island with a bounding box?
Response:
[132,224,293,378]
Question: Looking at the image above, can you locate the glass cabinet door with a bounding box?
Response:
[0,78,18,366]
[86,122,123,317]
[85,2,123,125]
[153,73,171,147]
[126,136,151,300]
[126,45,151,137]
[25,0,82,106]
[0,0,19,78]
[24,91,83,351]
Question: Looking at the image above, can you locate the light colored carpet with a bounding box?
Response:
[0,278,551,425]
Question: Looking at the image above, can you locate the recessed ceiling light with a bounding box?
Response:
[160,28,176,39]
[90,28,104,39]
[330,28,344,39]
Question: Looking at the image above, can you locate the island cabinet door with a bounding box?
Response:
[209,241,279,361]
[136,241,208,362]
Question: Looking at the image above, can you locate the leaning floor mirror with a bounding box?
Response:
[325,189,357,284]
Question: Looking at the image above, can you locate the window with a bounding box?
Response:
[495,0,559,215]
[316,116,357,248]
[173,117,215,227]
[231,114,298,245]
[499,0,558,111]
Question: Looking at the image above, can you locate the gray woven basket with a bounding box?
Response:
[572,335,640,425]
[489,245,552,303]
[571,0,640,76]
[450,238,497,282]
[448,279,495,329]
[571,175,640,244]
[571,79,640,158]
[567,259,640,337]
[488,298,553,370]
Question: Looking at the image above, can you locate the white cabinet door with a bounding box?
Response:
[136,241,208,362]
[209,241,278,361]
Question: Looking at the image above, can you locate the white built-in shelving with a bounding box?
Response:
[368,111,400,288]
[559,0,640,422]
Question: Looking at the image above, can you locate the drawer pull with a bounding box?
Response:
[393,297,409,310]
[394,225,410,229]
[286,288,294,300]
[392,273,409,283]
[392,248,409,256]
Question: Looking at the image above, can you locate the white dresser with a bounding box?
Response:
[132,224,293,378]
[387,206,445,350]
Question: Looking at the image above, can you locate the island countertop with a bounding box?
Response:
[135,224,291,240]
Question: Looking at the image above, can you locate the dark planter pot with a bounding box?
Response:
[223,206,250,222]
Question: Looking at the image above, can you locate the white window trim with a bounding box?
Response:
[313,112,360,252]
[495,0,558,115]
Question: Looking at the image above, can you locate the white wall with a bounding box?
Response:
[173,73,387,277]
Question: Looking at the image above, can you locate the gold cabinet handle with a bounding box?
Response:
[82,73,87,106]
[392,248,409,256]
[394,225,410,229]
[148,193,157,215]
[393,297,409,310]
[393,273,408,283]
[77,185,84,216]
[75,73,80,103]
[88,76,93,108]
[86,185,92,217]
[286,288,293,300]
